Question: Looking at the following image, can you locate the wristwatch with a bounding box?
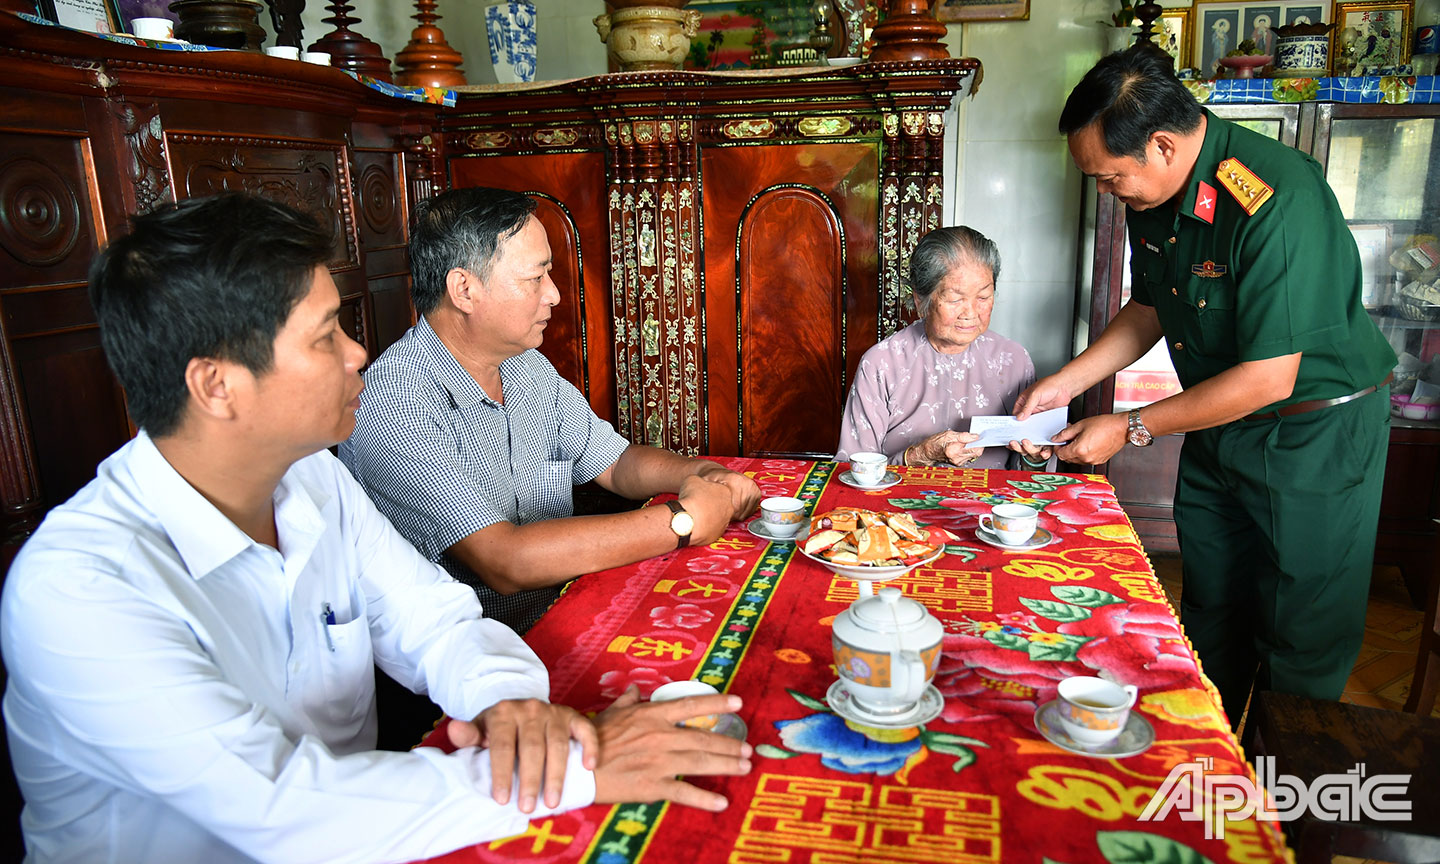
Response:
[662,500,693,549]
[1126,408,1154,447]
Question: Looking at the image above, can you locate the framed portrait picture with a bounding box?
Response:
[1155,7,1193,70]
[114,0,172,31]
[37,0,121,33]
[935,0,1029,23]
[1194,0,1333,77]
[684,0,867,70]
[1348,223,1391,307]
[1333,1,1412,68]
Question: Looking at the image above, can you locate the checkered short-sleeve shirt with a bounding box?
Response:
[339,318,629,633]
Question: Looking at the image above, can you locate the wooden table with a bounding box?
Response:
[416,458,1291,864]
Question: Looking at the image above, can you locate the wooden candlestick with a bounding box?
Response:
[308,0,393,83]
[1134,1,1162,43]
[394,0,466,88]
[868,0,948,63]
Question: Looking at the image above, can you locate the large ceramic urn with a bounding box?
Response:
[594,0,700,71]
[831,586,943,716]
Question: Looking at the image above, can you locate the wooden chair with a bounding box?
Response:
[1402,517,1440,715]
[1249,691,1440,864]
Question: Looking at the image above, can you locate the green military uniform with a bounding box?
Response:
[1126,109,1396,724]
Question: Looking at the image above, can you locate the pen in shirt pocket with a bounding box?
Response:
[321,603,336,652]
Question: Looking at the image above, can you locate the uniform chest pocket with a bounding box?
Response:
[1182,275,1238,357]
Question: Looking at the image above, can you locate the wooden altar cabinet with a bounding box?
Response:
[436,62,980,460]
[0,12,433,541]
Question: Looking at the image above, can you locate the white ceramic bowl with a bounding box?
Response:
[798,544,942,581]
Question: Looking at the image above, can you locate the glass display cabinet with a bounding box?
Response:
[1078,99,1440,605]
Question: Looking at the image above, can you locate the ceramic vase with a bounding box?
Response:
[1103,25,1136,55]
[1272,33,1330,76]
[593,4,701,72]
[485,1,537,84]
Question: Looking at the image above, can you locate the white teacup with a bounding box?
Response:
[131,16,173,40]
[302,51,332,66]
[979,503,1038,545]
[849,451,888,485]
[1055,676,1138,746]
[263,45,300,60]
[759,496,805,537]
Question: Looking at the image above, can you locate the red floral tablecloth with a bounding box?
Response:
[417,459,1292,864]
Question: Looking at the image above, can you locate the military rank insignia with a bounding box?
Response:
[1216,158,1273,215]
[1191,260,1227,278]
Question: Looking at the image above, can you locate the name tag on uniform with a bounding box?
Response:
[1141,238,1162,255]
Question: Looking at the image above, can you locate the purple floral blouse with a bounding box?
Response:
[836,322,1036,469]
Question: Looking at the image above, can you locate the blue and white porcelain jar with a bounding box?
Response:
[485,1,537,84]
[1273,33,1330,77]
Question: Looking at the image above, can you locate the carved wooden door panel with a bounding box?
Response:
[0,98,130,537]
[702,140,878,458]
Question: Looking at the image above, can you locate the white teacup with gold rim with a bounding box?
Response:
[831,586,943,717]
[759,496,805,537]
[1055,676,1138,746]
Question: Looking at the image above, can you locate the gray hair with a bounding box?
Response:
[908,226,1001,317]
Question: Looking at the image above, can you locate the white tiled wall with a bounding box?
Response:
[948,0,1118,378]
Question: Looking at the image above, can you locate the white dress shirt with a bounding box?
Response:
[1,432,595,864]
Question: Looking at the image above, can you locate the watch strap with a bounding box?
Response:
[663,499,691,549]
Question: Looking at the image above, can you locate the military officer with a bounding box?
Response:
[1011,44,1396,727]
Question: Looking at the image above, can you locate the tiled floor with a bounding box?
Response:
[1150,554,1436,864]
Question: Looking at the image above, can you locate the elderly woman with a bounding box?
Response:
[837,226,1051,470]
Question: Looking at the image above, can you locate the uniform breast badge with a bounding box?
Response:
[1191,260,1227,278]
[1216,158,1273,215]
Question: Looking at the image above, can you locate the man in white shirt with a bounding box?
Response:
[0,193,751,864]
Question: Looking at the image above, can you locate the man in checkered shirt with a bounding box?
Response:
[340,187,760,633]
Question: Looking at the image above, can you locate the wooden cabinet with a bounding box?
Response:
[1080,99,1440,604]
[439,64,979,459]
[0,10,979,540]
[0,13,429,541]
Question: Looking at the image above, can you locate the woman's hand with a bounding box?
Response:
[909,430,983,466]
[1007,439,1054,466]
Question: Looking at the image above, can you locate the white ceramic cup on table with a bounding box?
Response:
[759,496,805,537]
[131,17,174,40]
[1055,676,1138,746]
[302,51,332,65]
[849,451,888,485]
[263,45,300,60]
[979,503,1038,545]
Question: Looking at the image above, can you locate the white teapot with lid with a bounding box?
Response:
[831,586,943,716]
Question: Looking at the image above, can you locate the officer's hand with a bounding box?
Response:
[1014,375,1072,421]
[1053,414,1128,466]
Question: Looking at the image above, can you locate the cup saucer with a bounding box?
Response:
[975,524,1055,551]
[825,679,944,729]
[1032,699,1154,758]
[746,518,808,543]
[838,469,901,490]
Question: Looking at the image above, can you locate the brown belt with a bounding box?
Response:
[1240,373,1392,422]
